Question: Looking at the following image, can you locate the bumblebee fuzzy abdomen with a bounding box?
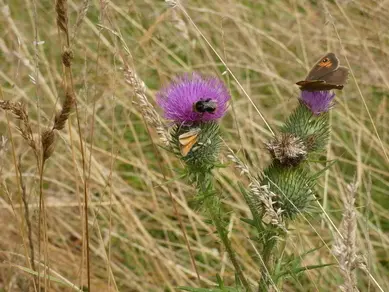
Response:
[193,99,217,114]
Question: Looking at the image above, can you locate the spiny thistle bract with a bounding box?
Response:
[170,122,222,181]
[281,101,330,154]
[258,164,317,220]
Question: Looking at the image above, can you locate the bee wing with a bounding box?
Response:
[179,128,200,157]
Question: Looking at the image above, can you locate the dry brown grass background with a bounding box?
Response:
[0,0,389,291]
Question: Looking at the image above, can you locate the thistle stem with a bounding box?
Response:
[199,176,252,292]
[257,234,277,291]
[262,237,276,270]
[216,214,251,289]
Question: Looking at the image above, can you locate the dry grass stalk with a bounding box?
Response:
[0,136,8,160]
[226,149,251,177]
[71,0,90,42]
[0,136,8,189]
[0,90,74,163]
[165,0,177,8]
[17,159,36,273]
[55,0,68,35]
[41,129,56,161]
[250,183,285,231]
[41,86,74,161]
[48,0,75,162]
[170,9,189,42]
[333,182,367,292]
[62,48,73,68]
[0,89,73,163]
[0,99,37,284]
[54,89,75,131]
[54,0,91,289]
[0,100,36,152]
[123,65,170,146]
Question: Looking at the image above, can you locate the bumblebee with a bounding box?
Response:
[193,98,217,114]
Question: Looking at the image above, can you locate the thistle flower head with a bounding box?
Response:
[300,90,336,115]
[157,73,231,125]
[266,133,307,167]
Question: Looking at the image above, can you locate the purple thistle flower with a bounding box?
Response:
[300,90,336,115]
[157,73,231,124]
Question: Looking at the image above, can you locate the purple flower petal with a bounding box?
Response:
[157,73,231,124]
[300,90,336,115]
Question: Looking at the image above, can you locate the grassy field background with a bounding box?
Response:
[0,0,389,291]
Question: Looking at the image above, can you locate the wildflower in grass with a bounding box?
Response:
[157,73,230,125]
[157,73,231,171]
[227,87,341,290]
[300,90,336,115]
[157,74,252,290]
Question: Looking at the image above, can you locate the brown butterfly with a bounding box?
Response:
[296,52,349,91]
[178,128,201,157]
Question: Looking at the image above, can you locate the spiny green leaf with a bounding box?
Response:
[216,274,224,287]
[274,263,335,281]
[299,244,326,258]
[310,159,337,180]
[240,217,256,227]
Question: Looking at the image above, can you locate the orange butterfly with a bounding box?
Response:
[179,128,201,157]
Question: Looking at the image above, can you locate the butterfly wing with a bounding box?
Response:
[180,138,198,157]
[296,80,325,86]
[296,80,343,91]
[297,53,348,91]
[179,128,200,157]
[305,52,339,81]
[320,66,349,85]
